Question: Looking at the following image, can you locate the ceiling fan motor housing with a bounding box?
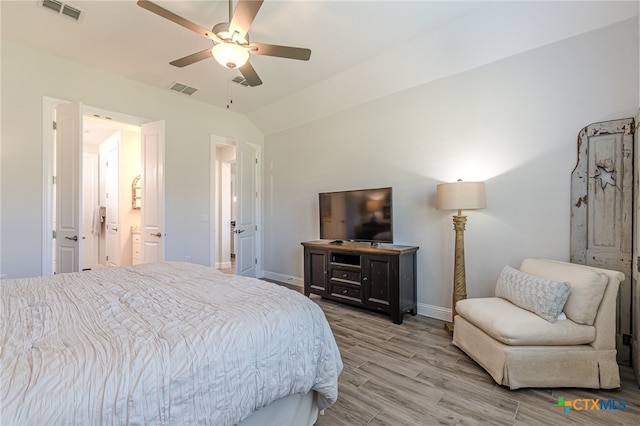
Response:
[212,22,249,44]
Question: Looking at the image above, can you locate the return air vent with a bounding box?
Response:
[169,82,198,96]
[232,76,250,87]
[39,0,85,22]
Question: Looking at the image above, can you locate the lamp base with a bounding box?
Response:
[447,214,467,338]
[444,321,454,335]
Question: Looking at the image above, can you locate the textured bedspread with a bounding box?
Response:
[0,262,342,425]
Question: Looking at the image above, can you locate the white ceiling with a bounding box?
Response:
[2,1,638,135]
[1,1,484,110]
[83,115,140,146]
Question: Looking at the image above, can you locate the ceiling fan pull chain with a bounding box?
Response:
[227,72,234,109]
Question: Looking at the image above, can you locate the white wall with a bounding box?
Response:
[262,18,639,320]
[0,41,264,279]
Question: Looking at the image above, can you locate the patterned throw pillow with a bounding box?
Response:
[495,266,571,323]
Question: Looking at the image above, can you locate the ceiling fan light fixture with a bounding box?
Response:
[211,43,249,69]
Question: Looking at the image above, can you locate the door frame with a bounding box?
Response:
[41,96,155,275]
[210,135,262,276]
[634,108,639,384]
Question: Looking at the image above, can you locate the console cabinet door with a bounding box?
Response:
[362,254,395,312]
[304,248,328,296]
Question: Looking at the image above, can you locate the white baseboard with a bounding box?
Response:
[417,302,451,322]
[262,270,304,288]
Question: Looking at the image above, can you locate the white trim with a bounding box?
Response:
[84,107,149,127]
[252,142,263,278]
[417,302,451,322]
[41,96,67,276]
[262,271,303,287]
[210,137,216,269]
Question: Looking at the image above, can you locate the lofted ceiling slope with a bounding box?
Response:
[1,1,638,135]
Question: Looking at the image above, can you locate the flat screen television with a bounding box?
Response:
[319,187,393,244]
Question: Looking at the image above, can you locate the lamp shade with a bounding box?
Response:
[436,180,486,211]
[212,42,249,69]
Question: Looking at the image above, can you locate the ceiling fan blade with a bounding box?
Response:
[239,61,263,87]
[137,0,220,42]
[229,0,263,40]
[248,43,311,61]
[170,49,213,68]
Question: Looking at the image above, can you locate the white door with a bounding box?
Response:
[571,118,633,365]
[140,121,165,263]
[235,140,257,277]
[82,152,99,270]
[55,102,83,273]
[635,110,640,385]
[101,137,120,267]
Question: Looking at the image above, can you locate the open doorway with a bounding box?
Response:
[81,116,141,270]
[53,115,141,272]
[213,140,236,274]
[211,136,260,278]
[43,98,165,275]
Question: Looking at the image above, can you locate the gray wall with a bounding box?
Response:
[1,41,264,278]
[262,19,639,319]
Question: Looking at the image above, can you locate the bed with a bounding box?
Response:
[0,261,342,425]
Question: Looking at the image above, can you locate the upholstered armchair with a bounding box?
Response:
[452,258,624,389]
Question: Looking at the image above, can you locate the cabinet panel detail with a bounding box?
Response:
[365,256,393,309]
[305,249,328,296]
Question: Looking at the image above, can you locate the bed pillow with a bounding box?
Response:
[495,266,571,323]
[519,258,609,325]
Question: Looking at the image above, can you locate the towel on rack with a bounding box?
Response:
[92,206,106,235]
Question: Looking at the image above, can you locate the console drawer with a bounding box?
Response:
[331,283,361,301]
[330,268,361,284]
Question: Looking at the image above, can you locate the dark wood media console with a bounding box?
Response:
[302,240,419,324]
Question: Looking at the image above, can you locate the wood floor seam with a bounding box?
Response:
[261,286,640,426]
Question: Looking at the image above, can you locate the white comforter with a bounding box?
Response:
[0,262,342,425]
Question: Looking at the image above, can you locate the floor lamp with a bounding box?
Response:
[436,179,486,334]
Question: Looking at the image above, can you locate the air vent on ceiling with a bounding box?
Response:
[232,76,250,87]
[38,0,85,22]
[169,82,198,96]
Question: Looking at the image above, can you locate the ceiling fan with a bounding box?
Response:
[137,0,311,87]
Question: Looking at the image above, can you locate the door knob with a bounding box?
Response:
[151,232,162,238]
[113,227,118,232]
[65,235,78,241]
[234,229,245,234]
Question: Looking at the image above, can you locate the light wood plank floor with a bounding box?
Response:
[291,291,640,426]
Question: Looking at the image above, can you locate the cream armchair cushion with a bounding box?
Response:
[452,258,624,389]
[456,297,595,346]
